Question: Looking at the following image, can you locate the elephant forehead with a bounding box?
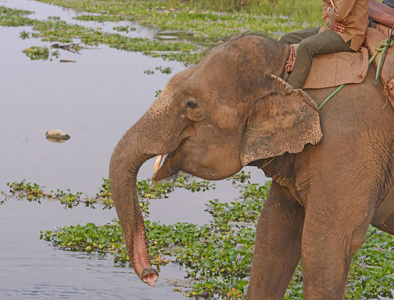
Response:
[197,50,239,79]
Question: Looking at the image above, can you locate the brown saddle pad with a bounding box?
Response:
[295,45,370,90]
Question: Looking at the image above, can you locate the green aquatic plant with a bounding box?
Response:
[3,172,215,211]
[4,180,102,209]
[0,6,34,27]
[113,25,136,32]
[227,170,251,185]
[157,66,173,74]
[144,68,155,75]
[40,219,126,254]
[180,0,322,24]
[73,14,135,23]
[32,0,323,25]
[145,66,172,75]
[5,181,49,202]
[47,16,60,21]
[19,30,40,40]
[55,189,85,207]
[155,89,162,97]
[22,46,60,61]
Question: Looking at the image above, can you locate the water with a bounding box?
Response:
[0,1,267,299]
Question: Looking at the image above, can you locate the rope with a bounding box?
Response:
[369,38,394,86]
[369,39,392,63]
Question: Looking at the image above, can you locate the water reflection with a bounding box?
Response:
[46,137,67,143]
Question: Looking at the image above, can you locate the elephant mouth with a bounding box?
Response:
[153,153,180,181]
[153,142,186,181]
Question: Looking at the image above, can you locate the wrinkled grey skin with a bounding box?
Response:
[109,34,394,299]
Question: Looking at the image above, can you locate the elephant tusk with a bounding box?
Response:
[153,155,164,174]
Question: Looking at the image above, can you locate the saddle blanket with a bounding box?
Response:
[297,45,370,90]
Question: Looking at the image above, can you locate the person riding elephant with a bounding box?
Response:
[280,0,368,89]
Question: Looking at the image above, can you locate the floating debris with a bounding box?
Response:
[51,43,82,53]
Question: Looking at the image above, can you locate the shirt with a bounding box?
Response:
[322,0,369,51]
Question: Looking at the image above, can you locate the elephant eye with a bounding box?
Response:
[186,101,197,108]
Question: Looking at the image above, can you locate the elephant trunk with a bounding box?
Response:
[109,128,158,287]
[109,86,183,286]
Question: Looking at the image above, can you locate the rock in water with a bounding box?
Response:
[45,129,70,143]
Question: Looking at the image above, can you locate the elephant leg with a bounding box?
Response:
[301,190,374,299]
[246,181,304,300]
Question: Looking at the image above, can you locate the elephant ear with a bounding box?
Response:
[241,75,323,166]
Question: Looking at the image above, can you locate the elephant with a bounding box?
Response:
[109,33,394,299]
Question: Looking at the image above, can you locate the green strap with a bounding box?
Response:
[260,157,275,168]
[318,84,345,110]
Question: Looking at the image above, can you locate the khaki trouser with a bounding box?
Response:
[280,27,354,89]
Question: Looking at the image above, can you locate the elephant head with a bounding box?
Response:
[109,34,323,286]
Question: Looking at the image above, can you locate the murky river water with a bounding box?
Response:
[0,0,266,299]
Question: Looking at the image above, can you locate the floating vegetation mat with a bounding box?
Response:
[2,173,215,212]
